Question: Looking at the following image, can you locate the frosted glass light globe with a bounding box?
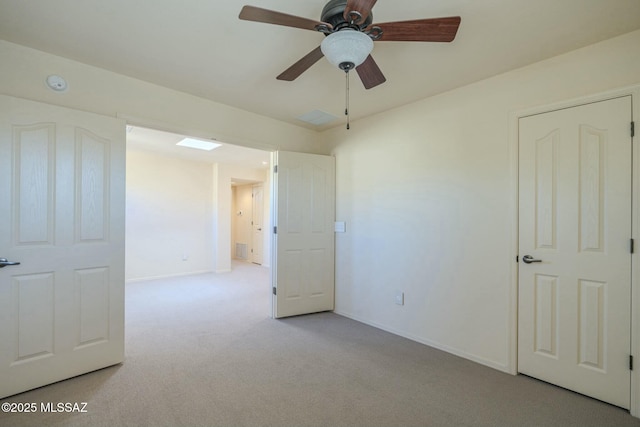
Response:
[321,30,374,71]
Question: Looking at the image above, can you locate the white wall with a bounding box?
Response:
[324,29,640,372]
[0,40,326,155]
[127,148,270,280]
[126,149,213,281]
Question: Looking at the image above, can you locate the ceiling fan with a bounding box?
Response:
[238,0,461,90]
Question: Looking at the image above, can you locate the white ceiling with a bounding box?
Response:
[1,0,640,131]
[126,125,271,169]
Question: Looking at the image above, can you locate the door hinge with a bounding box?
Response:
[273,165,278,173]
[632,121,635,138]
[272,287,277,296]
[273,226,277,234]
[630,355,634,371]
[516,255,519,263]
[631,238,635,254]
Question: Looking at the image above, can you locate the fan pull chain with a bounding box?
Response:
[345,71,350,130]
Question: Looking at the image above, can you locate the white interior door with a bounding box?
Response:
[251,184,264,265]
[271,151,335,318]
[0,95,125,398]
[518,96,632,408]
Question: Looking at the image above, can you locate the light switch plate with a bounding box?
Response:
[334,221,346,233]
[395,291,404,306]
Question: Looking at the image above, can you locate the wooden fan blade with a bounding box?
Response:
[277,46,324,81]
[344,0,378,24]
[239,5,332,32]
[356,55,386,89]
[371,17,461,42]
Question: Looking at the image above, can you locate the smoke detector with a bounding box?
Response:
[45,75,68,92]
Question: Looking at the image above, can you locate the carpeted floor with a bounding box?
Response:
[1,261,639,427]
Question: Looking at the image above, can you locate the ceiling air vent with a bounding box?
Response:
[296,110,338,126]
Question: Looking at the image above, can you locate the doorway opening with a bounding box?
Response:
[232,182,266,266]
[124,125,272,282]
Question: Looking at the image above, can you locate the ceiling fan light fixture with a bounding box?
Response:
[320,29,373,71]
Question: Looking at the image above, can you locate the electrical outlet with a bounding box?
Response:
[395,291,404,306]
[182,253,188,261]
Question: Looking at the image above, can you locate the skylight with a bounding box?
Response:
[176,138,221,151]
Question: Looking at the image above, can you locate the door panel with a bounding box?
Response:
[518,96,632,408]
[272,151,335,318]
[0,95,125,398]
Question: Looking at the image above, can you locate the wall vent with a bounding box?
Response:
[235,243,248,260]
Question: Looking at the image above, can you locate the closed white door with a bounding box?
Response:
[518,96,632,408]
[251,184,264,265]
[0,95,125,398]
[272,151,335,318]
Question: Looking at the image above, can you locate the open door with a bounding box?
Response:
[271,151,335,318]
[0,95,125,398]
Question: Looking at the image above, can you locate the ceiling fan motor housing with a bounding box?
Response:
[321,0,373,31]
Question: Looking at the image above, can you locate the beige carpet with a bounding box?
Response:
[1,261,639,427]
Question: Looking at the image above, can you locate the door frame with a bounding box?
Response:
[251,183,265,265]
[117,113,275,273]
[508,85,640,416]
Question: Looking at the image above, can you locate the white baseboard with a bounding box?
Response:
[333,309,511,374]
[125,270,212,283]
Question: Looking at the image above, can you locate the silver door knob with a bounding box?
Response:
[0,258,20,268]
[522,255,542,264]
